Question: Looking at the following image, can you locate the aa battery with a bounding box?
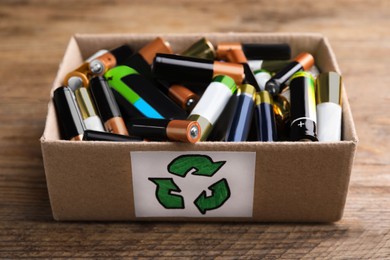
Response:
[122,37,172,78]
[105,65,187,120]
[74,87,105,132]
[181,37,216,60]
[82,130,142,142]
[53,86,85,141]
[207,94,239,141]
[152,53,245,86]
[127,118,201,143]
[167,37,216,108]
[226,84,256,142]
[163,37,216,109]
[254,91,277,142]
[63,62,91,91]
[104,66,151,119]
[114,37,198,111]
[188,75,237,141]
[289,71,318,142]
[216,42,291,61]
[64,46,133,90]
[253,69,271,91]
[223,48,248,63]
[89,45,133,76]
[89,76,129,135]
[316,71,342,142]
[160,82,199,111]
[265,52,315,95]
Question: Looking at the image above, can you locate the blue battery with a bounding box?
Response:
[226,84,256,142]
[254,91,277,141]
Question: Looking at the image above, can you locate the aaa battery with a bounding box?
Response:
[265,52,314,95]
[152,53,244,86]
[188,75,237,141]
[289,71,318,142]
[254,91,277,142]
[89,76,129,135]
[74,87,105,132]
[316,71,342,142]
[127,118,201,143]
[226,84,256,142]
[53,86,85,141]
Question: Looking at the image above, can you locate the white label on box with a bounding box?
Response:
[130,151,256,218]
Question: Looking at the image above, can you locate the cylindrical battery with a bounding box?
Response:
[113,38,197,112]
[154,79,199,112]
[63,62,91,90]
[207,94,239,141]
[105,65,187,120]
[188,75,237,141]
[53,86,85,141]
[122,37,172,78]
[89,76,129,135]
[265,52,314,95]
[181,37,216,60]
[225,48,248,63]
[254,91,277,142]
[82,130,142,142]
[64,47,133,90]
[127,118,201,143]
[226,84,256,142]
[165,83,199,111]
[152,53,244,86]
[289,71,318,141]
[216,42,291,61]
[89,45,133,76]
[74,87,105,132]
[253,69,271,91]
[243,43,291,60]
[316,71,342,142]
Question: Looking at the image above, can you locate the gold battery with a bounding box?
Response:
[181,37,216,60]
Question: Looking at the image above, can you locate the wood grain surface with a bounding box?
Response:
[1,0,389,258]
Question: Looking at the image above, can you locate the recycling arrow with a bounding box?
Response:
[148,178,185,209]
[168,154,226,178]
[194,178,231,215]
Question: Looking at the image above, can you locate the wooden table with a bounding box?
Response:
[1,0,389,258]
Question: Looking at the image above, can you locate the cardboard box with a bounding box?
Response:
[41,33,358,222]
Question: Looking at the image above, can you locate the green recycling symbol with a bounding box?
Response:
[148,155,231,215]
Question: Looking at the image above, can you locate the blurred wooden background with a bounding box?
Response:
[0,0,389,258]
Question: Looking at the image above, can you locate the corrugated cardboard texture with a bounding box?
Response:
[41,33,358,222]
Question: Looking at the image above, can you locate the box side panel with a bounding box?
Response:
[252,141,357,222]
[41,141,136,221]
[42,140,356,222]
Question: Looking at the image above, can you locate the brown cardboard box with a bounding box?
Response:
[40,33,358,222]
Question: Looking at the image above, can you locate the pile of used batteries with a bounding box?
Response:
[53,37,342,143]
